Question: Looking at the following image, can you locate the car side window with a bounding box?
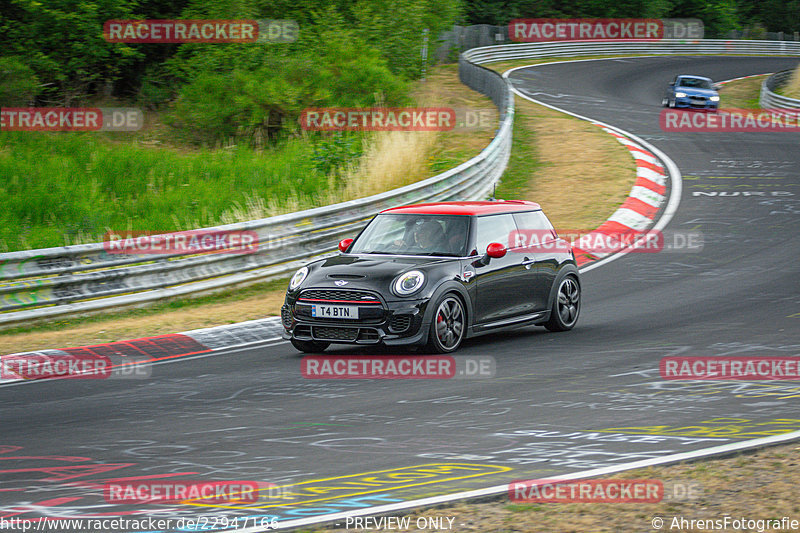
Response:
[474,214,518,255]
[512,210,557,245]
[513,210,555,231]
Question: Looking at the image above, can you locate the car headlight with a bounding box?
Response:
[710,96,720,102]
[393,270,425,296]
[675,92,687,98]
[289,266,309,290]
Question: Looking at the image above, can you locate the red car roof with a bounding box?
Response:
[380,200,541,216]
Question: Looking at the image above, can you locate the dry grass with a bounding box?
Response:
[512,99,636,231]
[718,75,769,110]
[782,63,800,99]
[340,130,439,199]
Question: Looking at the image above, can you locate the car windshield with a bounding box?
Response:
[679,77,712,90]
[349,213,470,256]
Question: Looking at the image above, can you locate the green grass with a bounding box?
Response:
[0,131,330,251]
[494,108,540,200]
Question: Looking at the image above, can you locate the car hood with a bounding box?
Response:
[300,253,454,294]
[677,87,717,97]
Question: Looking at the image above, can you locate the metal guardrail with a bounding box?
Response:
[4,38,798,327]
[0,58,513,326]
[461,39,800,64]
[760,69,800,108]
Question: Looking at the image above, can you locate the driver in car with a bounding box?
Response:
[391,219,446,253]
[413,220,446,252]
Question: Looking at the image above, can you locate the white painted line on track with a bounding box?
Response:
[243,429,800,531]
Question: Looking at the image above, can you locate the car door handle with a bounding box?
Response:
[521,257,535,269]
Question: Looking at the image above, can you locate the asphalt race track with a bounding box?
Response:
[2,56,799,531]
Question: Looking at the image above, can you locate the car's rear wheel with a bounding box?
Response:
[544,275,580,332]
[427,294,465,353]
[291,339,330,353]
[661,96,669,107]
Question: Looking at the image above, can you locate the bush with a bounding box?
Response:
[164,21,410,147]
[0,57,40,106]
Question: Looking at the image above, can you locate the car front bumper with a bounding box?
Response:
[281,297,431,347]
[674,96,718,110]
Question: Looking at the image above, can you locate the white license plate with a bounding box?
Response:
[690,99,705,105]
[311,304,359,319]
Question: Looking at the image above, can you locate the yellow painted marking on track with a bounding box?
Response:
[597,418,800,439]
[183,463,512,510]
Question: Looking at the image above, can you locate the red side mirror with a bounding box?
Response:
[338,238,354,253]
[486,242,507,259]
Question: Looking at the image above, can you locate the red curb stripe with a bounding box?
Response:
[62,334,210,359]
[620,197,658,219]
[572,248,598,267]
[595,220,636,236]
[636,160,665,175]
[626,145,653,157]
[634,176,667,195]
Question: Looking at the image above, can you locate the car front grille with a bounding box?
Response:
[312,326,359,341]
[303,325,381,344]
[298,289,381,304]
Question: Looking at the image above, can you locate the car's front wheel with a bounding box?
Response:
[661,96,669,107]
[544,275,580,332]
[291,339,330,353]
[426,294,465,353]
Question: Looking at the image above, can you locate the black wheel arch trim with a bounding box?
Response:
[420,280,474,338]
[546,264,581,310]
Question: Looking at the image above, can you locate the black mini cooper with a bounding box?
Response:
[281,201,580,353]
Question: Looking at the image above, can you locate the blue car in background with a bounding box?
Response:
[662,75,720,110]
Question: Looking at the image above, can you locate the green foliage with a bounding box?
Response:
[349,0,464,79]
[164,12,411,147]
[311,133,365,182]
[0,57,41,106]
[0,0,142,104]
